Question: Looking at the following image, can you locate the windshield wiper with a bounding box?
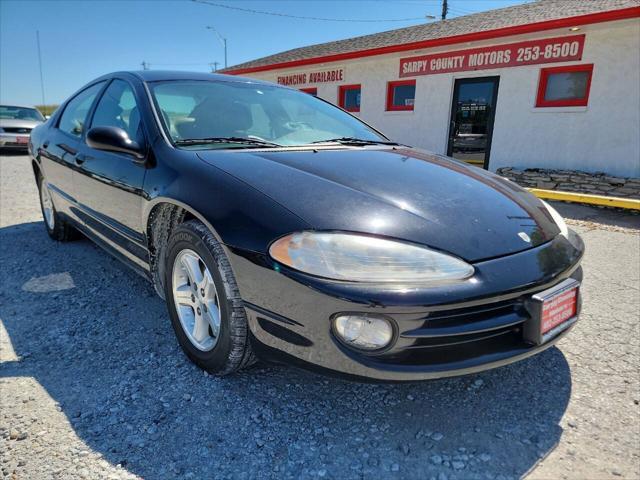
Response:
[310,137,399,146]
[175,137,282,148]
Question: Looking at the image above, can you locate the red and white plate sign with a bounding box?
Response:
[399,34,585,77]
[541,287,578,334]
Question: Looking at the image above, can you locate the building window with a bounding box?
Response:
[299,87,317,96]
[338,84,361,112]
[536,64,594,107]
[386,80,416,111]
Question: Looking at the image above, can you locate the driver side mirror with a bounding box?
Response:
[86,126,145,160]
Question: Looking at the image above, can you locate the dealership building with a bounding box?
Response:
[225,0,640,195]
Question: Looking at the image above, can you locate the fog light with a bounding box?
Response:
[333,314,394,350]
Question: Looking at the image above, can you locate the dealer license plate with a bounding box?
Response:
[541,287,577,334]
[16,136,29,144]
[523,278,580,345]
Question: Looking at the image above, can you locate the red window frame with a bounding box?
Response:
[299,87,317,95]
[338,84,361,112]
[386,80,416,111]
[536,64,594,108]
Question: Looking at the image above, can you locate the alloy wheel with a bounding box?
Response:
[40,182,55,230]
[171,249,221,351]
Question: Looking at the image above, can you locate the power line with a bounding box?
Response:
[192,0,433,23]
[447,8,474,18]
[148,62,213,66]
[448,5,478,16]
[138,62,220,71]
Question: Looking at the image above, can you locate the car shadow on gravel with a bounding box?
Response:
[0,222,572,479]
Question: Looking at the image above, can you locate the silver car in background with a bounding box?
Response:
[0,105,45,150]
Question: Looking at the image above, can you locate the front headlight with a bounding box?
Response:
[269,232,474,284]
[541,200,569,238]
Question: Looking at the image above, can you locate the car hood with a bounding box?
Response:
[197,147,559,262]
[0,119,42,129]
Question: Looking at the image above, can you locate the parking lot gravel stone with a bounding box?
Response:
[1,154,639,479]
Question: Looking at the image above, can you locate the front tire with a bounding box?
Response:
[37,174,78,241]
[164,220,255,375]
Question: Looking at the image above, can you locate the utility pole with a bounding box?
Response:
[441,0,448,20]
[36,30,46,107]
[210,61,220,73]
[141,61,150,70]
[206,26,227,69]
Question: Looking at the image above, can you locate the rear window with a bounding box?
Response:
[58,82,105,137]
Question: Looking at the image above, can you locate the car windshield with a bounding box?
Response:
[0,106,45,122]
[149,80,388,148]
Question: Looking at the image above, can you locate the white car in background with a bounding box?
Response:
[0,105,45,151]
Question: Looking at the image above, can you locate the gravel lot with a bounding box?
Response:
[1,153,639,480]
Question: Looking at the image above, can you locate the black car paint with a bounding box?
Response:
[30,71,584,381]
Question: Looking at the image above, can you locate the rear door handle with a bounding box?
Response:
[75,154,89,165]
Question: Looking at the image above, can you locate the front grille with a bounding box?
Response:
[405,299,527,346]
[3,127,31,134]
[379,298,532,365]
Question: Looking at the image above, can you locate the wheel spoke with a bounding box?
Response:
[181,254,204,286]
[174,286,194,306]
[178,305,195,331]
[201,270,215,299]
[192,310,210,343]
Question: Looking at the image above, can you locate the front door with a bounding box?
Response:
[73,78,148,270]
[447,76,499,169]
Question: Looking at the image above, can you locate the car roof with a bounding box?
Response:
[105,70,277,86]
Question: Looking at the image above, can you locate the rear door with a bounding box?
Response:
[40,82,106,218]
[72,78,149,270]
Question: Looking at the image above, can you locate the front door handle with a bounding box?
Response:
[58,143,77,156]
[75,153,89,165]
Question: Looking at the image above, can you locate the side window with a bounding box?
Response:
[58,82,105,137]
[91,79,143,144]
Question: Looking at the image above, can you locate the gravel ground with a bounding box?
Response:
[1,153,639,480]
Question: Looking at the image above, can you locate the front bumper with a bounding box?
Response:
[0,133,30,149]
[229,230,584,382]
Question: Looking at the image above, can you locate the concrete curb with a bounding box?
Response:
[528,188,640,211]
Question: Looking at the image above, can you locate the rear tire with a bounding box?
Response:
[37,174,79,241]
[164,220,256,375]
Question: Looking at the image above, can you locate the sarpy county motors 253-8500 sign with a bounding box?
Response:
[399,35,585,77]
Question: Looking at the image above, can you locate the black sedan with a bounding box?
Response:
[29,71,584,381]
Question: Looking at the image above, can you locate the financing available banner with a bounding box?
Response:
[277,67,345,86]
[399,35,586,77]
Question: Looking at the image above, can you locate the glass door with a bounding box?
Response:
[447,77,500,169]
